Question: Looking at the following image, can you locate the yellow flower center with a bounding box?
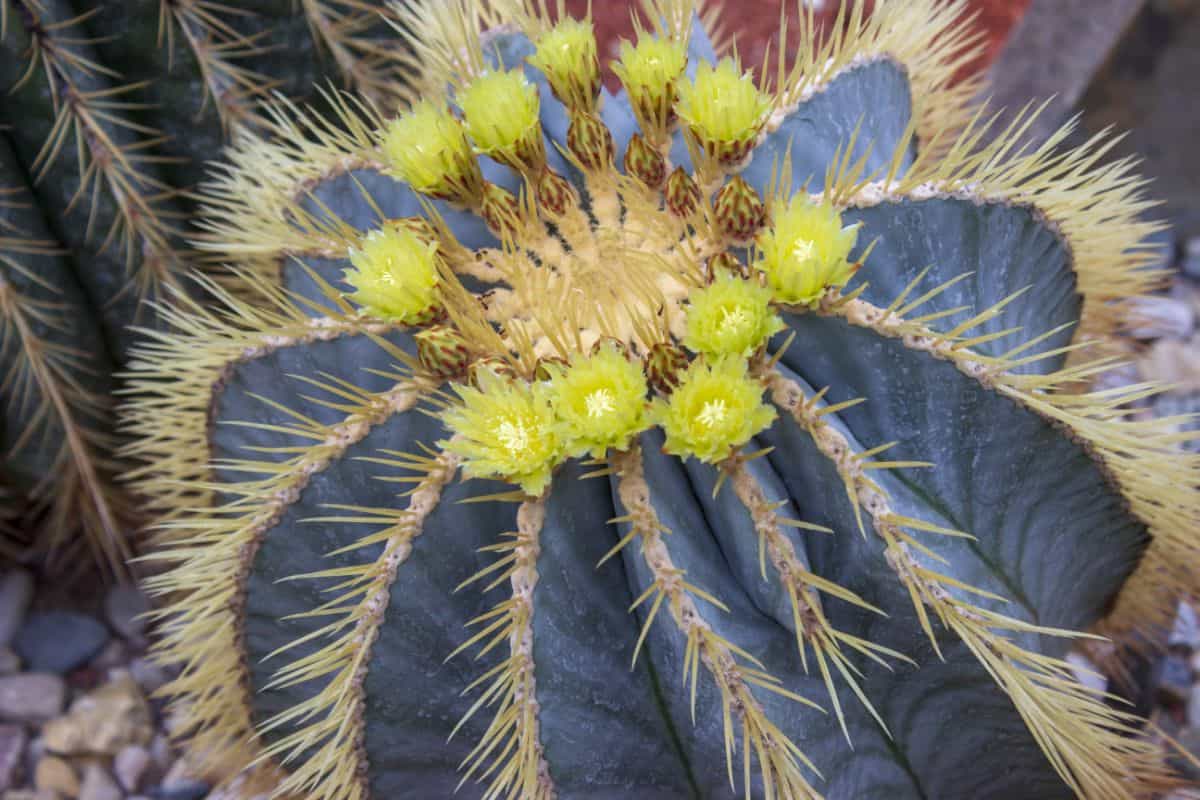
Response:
[791,238,815,262]
[718,305,751,337]
[696,399,729,429]
[585,388,617,419]
[495,418,530,454]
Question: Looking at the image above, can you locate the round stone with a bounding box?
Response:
[13,611,110,674]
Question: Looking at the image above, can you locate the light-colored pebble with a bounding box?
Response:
[76,764,120,800]
[1171,601,1200,650]
[113,745,149,792]
[128,659,169,695]
[33,755,78,798]
[0,675,66,723]
[0,648,19,677]
[1066,651,1107,694]
[1141,337,1200,391]
[1189,683,1200,729]
[149,734,171,771]
[42,674,153,756]
[1126,295,1195,340]
[3,789,60,800]
[88,641,128,673]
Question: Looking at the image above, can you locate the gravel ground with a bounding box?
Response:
[0,566,211,799]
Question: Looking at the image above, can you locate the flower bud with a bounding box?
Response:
[665,167,701,218]
[644,341,690,395]
[479,182,524,239]
[624,133,667,189]
[566,112,615,172]
[416,325,473,379]
[343,224,441,325]
[713,175,766,243]
[613,37,687,138]
[649,355,777,463]
[756,195,861,307]
[536,169,578,217]
[683,273,783,358]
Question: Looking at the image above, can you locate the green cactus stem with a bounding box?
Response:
[0,0,410,573]
[122,1,1197,798]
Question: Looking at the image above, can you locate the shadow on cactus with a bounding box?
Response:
[122,0,1200,797]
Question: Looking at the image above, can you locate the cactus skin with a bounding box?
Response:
[0,0,408,574]
[122,1,1199,799]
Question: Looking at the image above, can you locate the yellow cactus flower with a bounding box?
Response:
[442,370,561,496]
[675,58,770,164]
[547,343,649,458]
[343,224,440,324]
[612,37,688,131]
[459,70,542,167]
[650,355,776,463]
[683,273,783,358]
[381,101,480,201]
[529,18,600,112]
[757,195,861,306]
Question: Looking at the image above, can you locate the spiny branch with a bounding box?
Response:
[0,276,129,577]
[723,455,910,742]
[12,0,187,305]
[450,494,555,800]
[767,369,1174,798]
[610,444,824,800]
[254,447,459,800]
[817,280,1200,659]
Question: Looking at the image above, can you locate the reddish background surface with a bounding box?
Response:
[566,0,1033,85]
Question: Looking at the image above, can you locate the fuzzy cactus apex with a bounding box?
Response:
[122,1,1200,798]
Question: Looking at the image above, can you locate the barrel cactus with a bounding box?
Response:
[0,0,407,573]
[123,0,1199,797]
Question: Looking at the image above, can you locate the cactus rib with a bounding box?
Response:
[820,286,1200,659]
[451,494,554,800]
[257,443,459,800]
[7,1,186,314]
[724,455,911,743]
[155,0,277,132]
[612,444,825,798]
[767,369,1175,796]
[0,277,128,574]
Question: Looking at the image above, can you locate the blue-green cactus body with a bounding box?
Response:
[124,3,1194,800]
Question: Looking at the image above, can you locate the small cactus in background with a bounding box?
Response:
[0,0,410,575]
[123,1,1199,798]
